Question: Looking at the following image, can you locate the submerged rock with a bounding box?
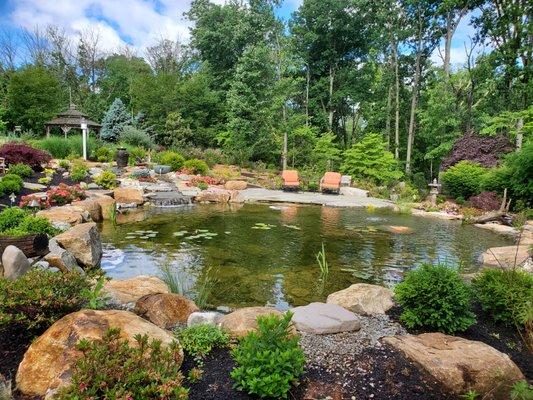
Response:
[383,333,524,398]
[134,293,199,329]
[291,302,361,334]
[16,309,180,397]
[326,283,394,315]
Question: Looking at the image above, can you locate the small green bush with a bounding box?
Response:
[58,159,70,170]
[183,159,209,175]
[0,207,27,232]
[0,173,23,195]
[4,214,59,237]
[473,269,533,327]
[119,126,154,149]
[94,146,114,162]
[394,263,476,333]
[441,160,487,199]
[57,328,189,400]
[231,312,305,399]
[70,161,88,182]
[197,182,208,191]
[177,324,229,361]
[0,269,90,330]
[129,146,147,164]
[159,151,185,171]
[93,170,117,189]
[8,163,33,178]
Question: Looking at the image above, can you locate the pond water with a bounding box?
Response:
[99,203,512,309]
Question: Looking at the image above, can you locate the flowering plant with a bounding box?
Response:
[46,184,86,207]
[188,176,221,187]
[19,195,47,209]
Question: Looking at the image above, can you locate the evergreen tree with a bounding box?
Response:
[100,98,131,141]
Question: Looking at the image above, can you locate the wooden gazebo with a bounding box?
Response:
[44,103,101,137]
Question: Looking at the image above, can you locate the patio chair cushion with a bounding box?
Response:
[282,170,299,185]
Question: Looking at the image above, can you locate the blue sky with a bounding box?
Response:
[0,0,480,66]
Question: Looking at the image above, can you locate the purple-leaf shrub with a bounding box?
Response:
[0,142,52,170]
[469,191,502,211]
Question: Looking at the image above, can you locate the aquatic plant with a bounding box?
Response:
[194,267,219,309]
[316,242,329,277]
[159,265,190,295]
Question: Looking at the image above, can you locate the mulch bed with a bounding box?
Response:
[388,305,532,380]
[182,346,452,400]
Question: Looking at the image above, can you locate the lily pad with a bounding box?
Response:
[283,224,301,230]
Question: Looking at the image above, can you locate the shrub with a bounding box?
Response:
[33,136,71,159]
[341,133,402,185]
[0,207,27,232]
[46,183,86,207]
[93,170,117,189]
[0,141,51,169]
[8,163,33,178]
[510,381,533,400]
[197,182,208,191]
[183,159,209,175]
[159,151,185,171]
[15,215,58,236]
[0,174,23,195]
[441,160,487,199]
[473,269,533,327]
[58,159,70,170]
[203,148,227,166]
[70,161,88,182]
[56,328,189,400]
[231,312,305,399]
[177,324,229,362]
[394,263,476,333]
[469,191,501,211]
[94,146,114,162]
[0,269,89,330]
[129,146,147,164]
[119,126,154,149]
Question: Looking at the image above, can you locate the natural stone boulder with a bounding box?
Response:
[71,198,102,222]
[219,307,287,338]
[91,195,116,220]
[194,188,232,203]
[474,223,518,237]
[291,302,361,334]
[44,239,84,274]
[113,187,144,205]
[134,293,199,329]
[480,245,531,269]
[383,333,524,398]
[37,205,90,227]
[1,245,30,280]
[520,221,533,245]
[103,275,169,306]
[54,222,102,268]
[224,180,247,190]
[326,283,394,315]
[187,311,224,327]
[383,225,413,234]
[16,309,180,397]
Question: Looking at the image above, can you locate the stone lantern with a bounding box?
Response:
[428,178,441,206]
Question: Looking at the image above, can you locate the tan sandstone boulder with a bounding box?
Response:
[54,222,102,268]
[480,245,531,269]
[194,188,232,203]
[135,293,199,329]
[224,180,247,190]
[103,275,170,306]
[326,283,394,315]
[16,309,181,397]
[219,306,288,338]
[91,195,116,220]
[71,198,102,222]
[113,187,144,205]
[37,205,90,227]
[383,333,524,399]
[519,221,533,245]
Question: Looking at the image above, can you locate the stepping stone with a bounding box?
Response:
[290,302,361,334]
[23,182,47,191]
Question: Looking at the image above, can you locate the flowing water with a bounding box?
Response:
[99,203,512,309]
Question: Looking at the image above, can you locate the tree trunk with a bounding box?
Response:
[282,106,288,170]
[305,65,310,126]
[444,12,453,79]
[406,37,422,175]
[516,117,523,150]
[392,41,400,160]
[328,65,334,130]
[385,84,393,150]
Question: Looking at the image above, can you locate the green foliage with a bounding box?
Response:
[341,133,402,185]
[313,132,341,173]
[441,161,487,199]
[159,151,185,171]
[80,275,109,310]
[231,312,305,399]
[394,263,476,334]
[164,111,194,148]
[119,126,154,149]
[70,161,88,182]
[316,242,329,277]
[34,136,72,159]
[0,269,89,330]
[56,328,189,400]
[177,324,229,361]
[197,182,209,191]
[183,159,209,175]
[0,207,58,237]
[93,170,117,189]
[100,98,131,141]
[473,269,533,327]
[0,173,23,195]
[510,381,533,400]
[481,106,532,144]
[8,163,33,178]
[288,125,317,168]
[159,265,190,295]
[94,146,114,162]
[128,147,147,164]
[0,207,27,232]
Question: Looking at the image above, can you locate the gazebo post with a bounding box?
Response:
[46,126,50,138]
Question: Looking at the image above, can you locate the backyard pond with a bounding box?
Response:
[99,203,512,309]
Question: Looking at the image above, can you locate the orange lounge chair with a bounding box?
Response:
[320,172,342,194]
[281,170,300,191]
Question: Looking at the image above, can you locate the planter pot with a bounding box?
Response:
[115,147,129,168]
[0,233,49,257]
[154,165,171,174]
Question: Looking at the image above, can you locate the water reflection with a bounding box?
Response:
[99,203,512,309]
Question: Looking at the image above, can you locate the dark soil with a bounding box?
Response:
[388,305,532,380]
[182,346,453,400]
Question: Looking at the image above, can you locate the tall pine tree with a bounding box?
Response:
[100,98,131,141]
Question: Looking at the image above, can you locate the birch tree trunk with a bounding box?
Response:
[392,41,400,160]
[406,34,422,175]
[328,65,335,130]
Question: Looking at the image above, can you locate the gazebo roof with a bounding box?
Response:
[45,103,101,129]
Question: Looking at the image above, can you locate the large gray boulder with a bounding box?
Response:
[54,222,102,268]
[290,302,361,334]
[1,245,31,280]
[44,239,84,274]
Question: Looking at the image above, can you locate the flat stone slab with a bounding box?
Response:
[411,209,463,220]
[474,223,518,237]
[23,182,47,190]
[235,188,392,209]
[291,302,361,334]
[480,245,531,269]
